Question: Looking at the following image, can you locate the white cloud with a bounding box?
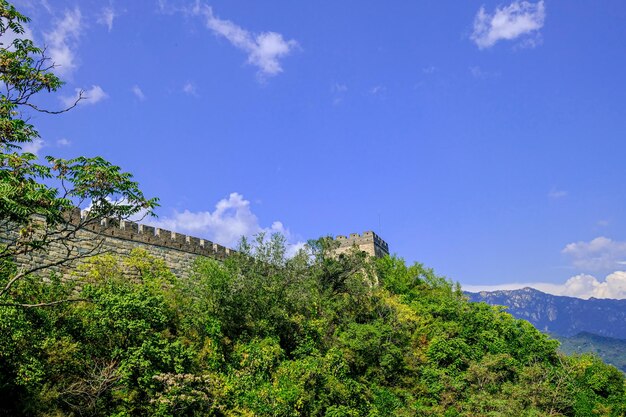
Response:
[40,0,52,14]
[56,138,71,147]
[369,85,386,95]
[83,85,108,103]
[330,83,348,106]
[548,188,567,199]
[471,1,545,49]
[332,83,347,93]
[43,7,82,76]
[192,3,298,78]
[562,237,626,271]
[464,236,626,299]
[156,0,183,15]
[18,0,52,14]
[61,85,108,107]
[21,138,45,156]
[131,85,145,100]
[148,192,304,253]
[97,6,116,32]
[463,271,626,300]
[469,66,500,79]
[182,81,198,96]
[331,83,347,105]
[469,66,484,78]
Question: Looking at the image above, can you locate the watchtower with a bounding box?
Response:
[334,231,389,258]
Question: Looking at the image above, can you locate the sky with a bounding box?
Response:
[10,0,626,299]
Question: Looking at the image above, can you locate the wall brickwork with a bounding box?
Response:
[1,210,389,281]
[334,231,389,258]
[1,210,235,281]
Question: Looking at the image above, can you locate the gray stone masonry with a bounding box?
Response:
[1,208,390,280]
[0,208,235,281]
[334,231,390,258]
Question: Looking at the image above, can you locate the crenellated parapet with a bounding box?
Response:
[0,208,237,282]
[80,215,235,260]
[334,231,389,258]
[3,207,389,281]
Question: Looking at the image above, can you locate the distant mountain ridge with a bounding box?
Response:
[466,287,626,339]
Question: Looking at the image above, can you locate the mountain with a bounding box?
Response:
[466,287,626,339]
[558,332,626,373]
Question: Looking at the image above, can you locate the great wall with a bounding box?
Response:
[335,232,390,259]
[1,208,389,280]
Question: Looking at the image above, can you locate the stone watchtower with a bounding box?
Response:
[334,231,389,258]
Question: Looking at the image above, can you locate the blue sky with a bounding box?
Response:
[12,0,626,298]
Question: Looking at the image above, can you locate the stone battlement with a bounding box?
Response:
[334,231,389,258]
[82,215,234,260]
[0,208,236,281]
[2,208,389,280]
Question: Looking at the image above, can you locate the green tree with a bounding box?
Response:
[0,0,157,308]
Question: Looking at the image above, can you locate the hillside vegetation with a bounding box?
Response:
[1,235,624,416]
[467,289,626,375]
[558,332,626,374]
[467,288,626,339]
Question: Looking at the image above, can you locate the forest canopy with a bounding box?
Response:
[0,236,624,416]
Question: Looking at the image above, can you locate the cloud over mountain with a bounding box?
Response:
[562,236,626,271]
[464,271,626,300]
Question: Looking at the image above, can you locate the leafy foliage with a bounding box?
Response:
[558,332,626,373]
[0,0,157,308]
[1,242,624,416]
[0,1,624,415]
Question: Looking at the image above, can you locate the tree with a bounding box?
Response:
[0,0,158,307]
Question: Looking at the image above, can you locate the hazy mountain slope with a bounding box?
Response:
[466,287,626,339]
[557,332,626,373]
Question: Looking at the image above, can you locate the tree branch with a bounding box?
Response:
[24,89,84,114]
[0,298,90,308]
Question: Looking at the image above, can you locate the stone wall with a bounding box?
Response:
[1,210,235,281]
[334,231,389,258]
[1,210,390,281]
